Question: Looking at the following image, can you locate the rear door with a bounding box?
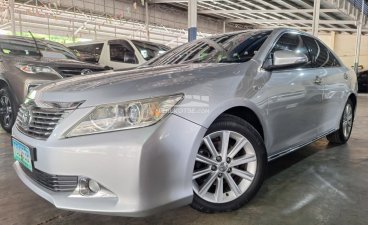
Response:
[264,32,323,154]
[301,36,348,133]
[358,71,368,92]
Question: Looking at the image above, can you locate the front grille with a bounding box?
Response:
[16,104,67,139]
[57,67,104,78]
[21,165,78,192]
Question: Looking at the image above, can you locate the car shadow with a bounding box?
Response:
[265,138,336,179]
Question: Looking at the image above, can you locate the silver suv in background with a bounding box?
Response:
[0,35,107,132]
[68,39,170,70]
[13,29,357,216]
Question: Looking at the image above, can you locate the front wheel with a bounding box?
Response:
[327,99,354,144]
[191,114,267,213]
[0,87,17,133]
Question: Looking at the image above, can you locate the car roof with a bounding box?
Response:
[66,38,170,48]
[66,38,128,46]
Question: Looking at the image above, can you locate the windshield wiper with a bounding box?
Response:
[28,31,42,57]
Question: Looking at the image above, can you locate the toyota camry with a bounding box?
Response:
[12,28,357,216]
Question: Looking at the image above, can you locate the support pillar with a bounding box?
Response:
[188,0,197,42]
[9,0,16,35]
[354,0,365,74]
[222,21,226,33]
[145,2,150,41]
[330,31,336,51]
[312,0,321,36]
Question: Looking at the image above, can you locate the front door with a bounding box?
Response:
[263,32,323,155]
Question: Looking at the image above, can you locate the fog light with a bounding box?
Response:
[79,177,100,196]
[88,179,101,193]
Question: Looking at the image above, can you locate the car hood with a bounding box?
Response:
[20,57,105,70]
[34,63,246,108]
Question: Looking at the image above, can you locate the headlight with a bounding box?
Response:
[66,94,183,137]
[17,64,59,75]
[27,84,40,95]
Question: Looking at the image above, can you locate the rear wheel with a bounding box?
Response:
[191,114,266,213]
[0,87,17,133]
[327,99,354,144]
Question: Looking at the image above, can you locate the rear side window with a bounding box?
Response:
[69,43,104,63]
[131,40,170,61]
[109,43,138,64]
[301,36,340,68]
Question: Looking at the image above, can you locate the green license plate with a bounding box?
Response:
[13,138,33,172]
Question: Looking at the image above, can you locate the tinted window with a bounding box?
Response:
[131,40,170,61]
[69,43,104,63]
[301,35,340,68]
[147,31,271,66]
[272,33,307,53]
[110,43,137,64]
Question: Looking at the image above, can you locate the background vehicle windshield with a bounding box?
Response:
[147,30,271,66]
[131,40,170,61]
[0,37,78,60]
[69,43,104,63]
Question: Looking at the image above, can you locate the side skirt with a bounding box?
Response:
[267,129,337,162]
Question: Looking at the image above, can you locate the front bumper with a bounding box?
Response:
[13,114,206,217]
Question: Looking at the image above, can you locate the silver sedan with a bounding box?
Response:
[12,28,357,216]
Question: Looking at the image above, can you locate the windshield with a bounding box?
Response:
[131,40,170,61]
[0,37,78,60]
[147,30,271,66]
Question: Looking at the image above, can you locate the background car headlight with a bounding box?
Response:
[66,94,183,137]
[17,64,60,76]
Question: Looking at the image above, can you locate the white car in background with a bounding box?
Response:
[68,39,170,70]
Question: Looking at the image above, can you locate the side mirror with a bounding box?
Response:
[265,50,309,70]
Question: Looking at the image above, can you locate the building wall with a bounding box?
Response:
[319,33,368,70]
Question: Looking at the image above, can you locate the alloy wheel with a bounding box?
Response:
[0,95,13,127]
[342,103,353,139]
[192,130,257,203]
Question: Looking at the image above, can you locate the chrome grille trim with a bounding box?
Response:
[21,165,78,192]
[16,104,69,140]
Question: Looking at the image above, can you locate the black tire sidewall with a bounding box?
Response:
[338,99,354,143]
[191,114,267,213]
[0,87,17,132]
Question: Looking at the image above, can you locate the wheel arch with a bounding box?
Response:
[204,103,267,149]
[221,106,265,141]
[348,93,357,113]
[0,78,9,89]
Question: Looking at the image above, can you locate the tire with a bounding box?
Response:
[191,114,267,213]
[327,99,354,145]
[0,87,17,133]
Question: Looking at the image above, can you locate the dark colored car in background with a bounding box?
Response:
[358,70,368,92]
[0,35,108,132]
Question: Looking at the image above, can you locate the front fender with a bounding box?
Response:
[173,97,269,147]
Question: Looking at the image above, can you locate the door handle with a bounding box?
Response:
[344,73,348,80]
[314,76,322,85]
